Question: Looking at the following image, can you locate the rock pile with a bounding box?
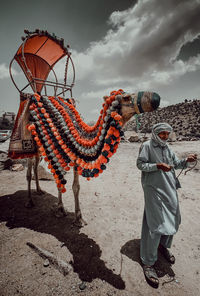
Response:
[124,99,200,141]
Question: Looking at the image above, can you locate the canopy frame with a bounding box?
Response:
[9,29,75,98]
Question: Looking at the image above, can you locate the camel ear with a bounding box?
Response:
[103,96,109,101]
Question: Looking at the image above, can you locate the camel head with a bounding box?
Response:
[120,91,160,126]
[104,91,160,126]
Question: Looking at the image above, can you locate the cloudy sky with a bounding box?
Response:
[0,0,200,121]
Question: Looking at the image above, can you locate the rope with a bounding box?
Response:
[184,159,198,175]
[176,159,198,179]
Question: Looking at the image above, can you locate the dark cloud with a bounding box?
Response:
[178,36,200,61]
[0,0,135,62]
[119,0,200,77]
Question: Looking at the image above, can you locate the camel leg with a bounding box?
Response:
[52,190,67,217]
[33,154,45,195]
[26,158,34,208]
[72,168,87,226]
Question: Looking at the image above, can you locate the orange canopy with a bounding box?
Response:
[15,33,68,93]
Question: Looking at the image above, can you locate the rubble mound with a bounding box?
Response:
[124,99,200,141]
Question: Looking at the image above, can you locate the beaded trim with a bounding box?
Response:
[27,90,125,193]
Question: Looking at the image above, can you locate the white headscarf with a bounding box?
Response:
[151,122,173,147]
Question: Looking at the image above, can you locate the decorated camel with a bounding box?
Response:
[8,30,160,225]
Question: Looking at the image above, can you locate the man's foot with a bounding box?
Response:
[159,245,175,264]
[143,265,159,288]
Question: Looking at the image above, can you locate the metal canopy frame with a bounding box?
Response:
[9,29,75,98]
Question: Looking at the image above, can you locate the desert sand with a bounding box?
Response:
[0,140,200,296]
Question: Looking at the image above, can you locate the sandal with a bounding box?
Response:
[143,265,159,288]
[159,245,175,264]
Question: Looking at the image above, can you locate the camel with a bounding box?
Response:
[24,90,160,226]
[8,30,160,226]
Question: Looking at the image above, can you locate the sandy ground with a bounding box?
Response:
[0,141,200,296]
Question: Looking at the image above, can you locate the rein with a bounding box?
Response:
[176,159,198,179]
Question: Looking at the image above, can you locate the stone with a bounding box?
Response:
[43,259,50,267]
[11,163,24,171]
[124,131,139,142]
[79,282,86,290]
[168,132,176,142]
[128,135,139,142]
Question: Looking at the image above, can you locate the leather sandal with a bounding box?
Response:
[143,265,159,288]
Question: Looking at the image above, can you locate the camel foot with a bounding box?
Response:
[36,188,45,195]
[73,216,87,227]
[25,199,34,208]
[51,205,67,218]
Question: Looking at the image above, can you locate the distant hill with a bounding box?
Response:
[124,99,200,140]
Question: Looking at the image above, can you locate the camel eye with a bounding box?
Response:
[123,96,130,102]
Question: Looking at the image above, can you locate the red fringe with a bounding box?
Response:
[8,151,37,160]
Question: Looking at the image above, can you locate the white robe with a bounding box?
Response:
[137,139,187,235]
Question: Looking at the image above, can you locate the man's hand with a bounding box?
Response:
[186,154,197,162]
[157,163,172,172]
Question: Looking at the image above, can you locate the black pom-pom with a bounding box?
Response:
[105,138,111,144]
[110,145,114,153]
[43,142,49,148]
[111,135,117,140]
[61,179,67,184]
[93,168,99,174]
[102,150,108,157]
[116,124,122,130]
[101,164,106,170]
[110,120,116,127]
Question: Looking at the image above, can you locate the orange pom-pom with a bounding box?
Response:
[41,108,46,113]
[29,105,34,110]
[34,136,39,142]
[61,188,66,193]
[58,140,64,145]
[114,130,120,138]
[27,124,35,131]
[31,130,37,136]
[114,114,121,121]
[111,111,118,118]
[64,166,70,171]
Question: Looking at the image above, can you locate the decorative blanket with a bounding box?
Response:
[8,94,37,159]
[27,90,125,193]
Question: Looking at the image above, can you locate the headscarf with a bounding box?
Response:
[151,122,173,147]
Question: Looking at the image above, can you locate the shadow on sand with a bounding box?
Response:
[0,190,125,290]
[121,238,175,288]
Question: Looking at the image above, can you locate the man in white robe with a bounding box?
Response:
[137,122,197,287]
